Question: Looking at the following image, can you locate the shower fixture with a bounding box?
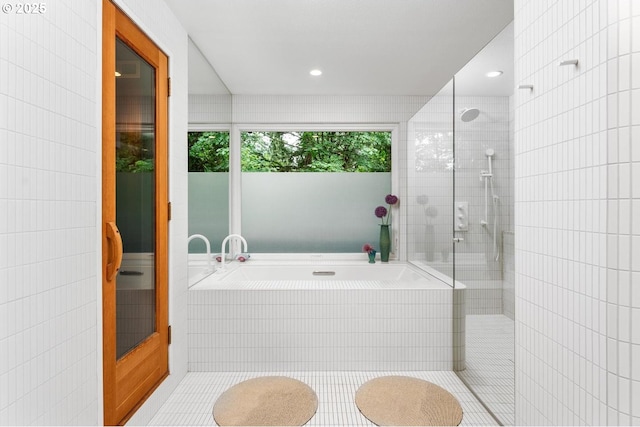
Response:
[460,107,480,122]
[480,148,500,261]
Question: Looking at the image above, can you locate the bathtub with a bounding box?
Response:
[188,253,215,287]
[188,259,463,371]
[190,263,443,289]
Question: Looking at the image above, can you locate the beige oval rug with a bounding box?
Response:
[355,376,463,426]
[213,376,317,426]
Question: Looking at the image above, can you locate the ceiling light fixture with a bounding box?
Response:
[486,70,503,78]
[309,69,322,76]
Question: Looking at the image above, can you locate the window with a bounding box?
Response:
[188,131,230,253]
[188,129,395,253]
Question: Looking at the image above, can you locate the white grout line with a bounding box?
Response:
[147,371,499,426]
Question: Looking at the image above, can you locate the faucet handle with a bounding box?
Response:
[235,253,250,262]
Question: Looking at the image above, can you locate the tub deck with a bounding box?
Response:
[190,262,450,290]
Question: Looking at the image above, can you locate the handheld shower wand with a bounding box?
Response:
[481,149,500,261]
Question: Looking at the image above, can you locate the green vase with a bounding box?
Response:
[379,224,391,262]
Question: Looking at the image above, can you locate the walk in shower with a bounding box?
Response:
[407,22,515,425]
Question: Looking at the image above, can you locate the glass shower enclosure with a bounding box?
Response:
[407,22,515,425]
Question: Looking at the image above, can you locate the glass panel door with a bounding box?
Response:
[102,1,168,423]
[407,79,455,284]
[452,22,515,426]
[115,37,157,359]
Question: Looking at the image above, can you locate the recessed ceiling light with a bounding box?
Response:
[486,70,503,78]
[310,69,322,76]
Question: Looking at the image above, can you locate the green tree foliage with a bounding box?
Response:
[188,131,230,172]
[116,132,154,172]
[188,131,391,172]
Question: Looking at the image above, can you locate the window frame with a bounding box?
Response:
[189,123,400,255]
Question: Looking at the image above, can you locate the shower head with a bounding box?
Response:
[485,148,495,157]
[460,107,480,122]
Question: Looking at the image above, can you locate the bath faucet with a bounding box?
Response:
[188,234,214,273]
[220,234,248,271]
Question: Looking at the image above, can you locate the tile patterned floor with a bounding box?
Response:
[458,314,515,426]
[148,370,499,426]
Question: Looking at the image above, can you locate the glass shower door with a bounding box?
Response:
[452,22,515,425]
[407,79,455,283]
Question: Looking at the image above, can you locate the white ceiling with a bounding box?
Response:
[168,0,514,96]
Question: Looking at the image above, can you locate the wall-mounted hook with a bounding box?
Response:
[560,59,579,66]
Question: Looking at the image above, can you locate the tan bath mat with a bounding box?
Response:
[355,375,463,426]
[213,376,317,426]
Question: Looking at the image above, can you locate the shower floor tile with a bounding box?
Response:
[458,314,515,426]
[147,370,498,426]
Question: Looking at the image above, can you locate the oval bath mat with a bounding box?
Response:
[355,376,463,426]
[213,376,317,426]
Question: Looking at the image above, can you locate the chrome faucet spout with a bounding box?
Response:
[220,234,248,270]
[187,234,214,273]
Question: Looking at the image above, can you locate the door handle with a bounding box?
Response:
[106,222,123,282]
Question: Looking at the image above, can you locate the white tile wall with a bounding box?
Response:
[502,231,515,320]
[189,94,232,124]
[515,0,640,424]
[0,1,100,424]
[1,0,189,424]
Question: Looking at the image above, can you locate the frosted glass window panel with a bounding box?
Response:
[242,172,391,252]
[188,173,229,252]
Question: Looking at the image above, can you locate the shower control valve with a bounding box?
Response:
[456,201,469,232]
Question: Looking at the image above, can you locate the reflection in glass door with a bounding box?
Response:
[102,1,169,424]
[115,38,157,359]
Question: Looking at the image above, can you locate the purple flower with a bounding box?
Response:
[373,195,399,226]
[374,206,388,218]
[362,243,374,253]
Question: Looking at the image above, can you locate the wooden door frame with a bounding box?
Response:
[102,1,169,424]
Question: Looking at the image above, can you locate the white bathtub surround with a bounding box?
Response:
[188,253,216,287]
[193,262,435,288]
[453,288,467,371]
[188,261,456,371]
